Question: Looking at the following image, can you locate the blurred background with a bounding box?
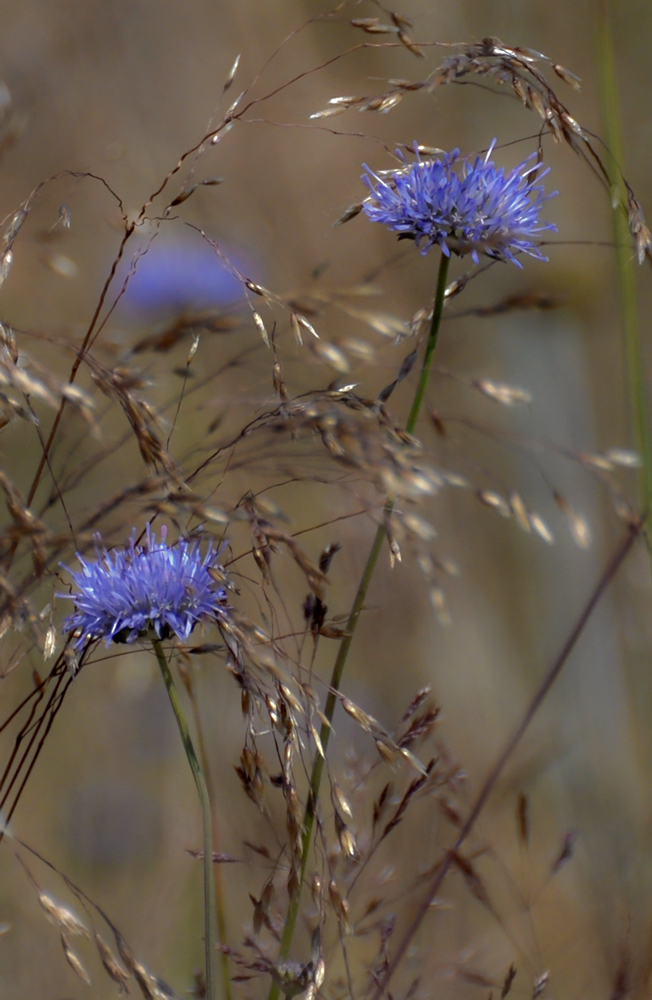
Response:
[0,0,650,997]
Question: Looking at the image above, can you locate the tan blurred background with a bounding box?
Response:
[0,1,651,997]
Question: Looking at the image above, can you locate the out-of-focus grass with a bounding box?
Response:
[0,2,650,999]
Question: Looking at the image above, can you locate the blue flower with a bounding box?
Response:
[61,525,230,649]
[117,233,250,319]
[362,142,556,266]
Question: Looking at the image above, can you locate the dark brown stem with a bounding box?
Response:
[370,516,643,1000]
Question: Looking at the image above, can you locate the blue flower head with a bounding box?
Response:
[362,142,556,266]
[61,525,230,649]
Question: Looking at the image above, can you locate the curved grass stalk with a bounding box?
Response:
[268,251,451,1000]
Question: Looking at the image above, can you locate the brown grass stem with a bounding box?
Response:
[369,515,643,1000]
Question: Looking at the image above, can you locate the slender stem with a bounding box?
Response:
[268,252,451,998]
[186,673,233,1000]
[368,516,642,1000]
[405,253,451,435]
[597,5,652,514]
[152,638,218,1000]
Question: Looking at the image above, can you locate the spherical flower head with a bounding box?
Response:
[362,141,556,266]
[60,525,231,649]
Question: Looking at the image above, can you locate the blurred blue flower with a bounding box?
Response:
[121,239,246,316]
[61,525,230,648]
[362,142,556,266]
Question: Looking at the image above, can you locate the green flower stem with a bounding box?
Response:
[152,638,218,1000]
[186,675,233,1000]
[597,5,652,519]
[405,253,451,435]
[268,251,451,1000]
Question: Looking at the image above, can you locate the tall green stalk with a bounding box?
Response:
[597,4,652,514]
[268,251,451,1000]
[152,638,218,1000]
[186,674,233,1000]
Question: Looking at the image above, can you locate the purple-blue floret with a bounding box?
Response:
[61,525,230,648]
[362,142,556,266]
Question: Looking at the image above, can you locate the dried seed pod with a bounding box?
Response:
[133,961,161,1000]
[376,739,398,767]
[111,928,139,976]
[186,333,200,363]
[310,107,347,120]
[478,490,511,518]
[552,62,581,89]
[43,625,56,660]
[374,93,403,113]
[225,92,244,117]
[291,312,304,346]
[512,76,528,105]
[224,53,241,91]
[333,202,363,226]
[310,724,325,758]
[0,323,17,363]
[311,874,322,907]
[64,648,80,676]
[429,587,451,627]
[529,513,554,544]
[391,11,414,29]
[38,892,88,936]
[351,17,394,32]
[532,971,550,999]
[332,783,353,819]
[328,95,362,106]
[60,931,91,985]
[398,31,425,57]
[508,491,531,532]
[334,810,358,859]
[328,879,351,933]
[3,209,26,246]
[252,311,270,347]
[605,448,640,467]
[341,697,376,732]
[475,379,532,406]
[553,492,591,548]
[309,338,349,372]
[261,875,274,912]
[560,110,583,136]
[294,313,319,339]
[501,964,518,998]
[95,932,130,994]
[312,957,326,992]
[527,86,546,120]
[271,959,313,997]
[403,512,437,542]
[551,830,576,874]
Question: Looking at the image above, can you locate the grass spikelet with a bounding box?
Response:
[60,930,92,986]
